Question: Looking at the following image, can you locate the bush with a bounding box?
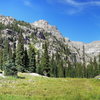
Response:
[4,60,18,76]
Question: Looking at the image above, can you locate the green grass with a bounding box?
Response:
[0,73,100,100]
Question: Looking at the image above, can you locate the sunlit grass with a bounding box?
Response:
[0,73,99,100]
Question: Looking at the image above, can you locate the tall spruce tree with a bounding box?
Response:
[28,44,36,73]
[3,39,12,65]
[50,53,57,77]
[87,60,94,78]
[12,42,16,64]
[75,63,83,78]
[66,61,73,77]
[2,39,17,76]
[23,48,29,72]
[0,33,3,70]
[58,59,64,77]
[54,51,60,77]
[41,41,50,76]
[82,45,87,78]
[98,54,100,75]
[36,50,42,74]
[0,48,3,70]
[93,57,98,77]
[71,54,77,77]
[16,33,25,72]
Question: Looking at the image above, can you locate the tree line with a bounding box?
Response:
[0,31,100,78]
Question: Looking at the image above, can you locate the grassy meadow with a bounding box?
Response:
[0,73,100,100]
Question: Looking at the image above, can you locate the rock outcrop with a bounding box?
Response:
[0,15,15,25]
[31,20,63,40]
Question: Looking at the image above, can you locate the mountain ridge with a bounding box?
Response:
[0,15,100,63]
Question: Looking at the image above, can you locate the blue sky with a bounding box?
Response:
[0,0,100,43]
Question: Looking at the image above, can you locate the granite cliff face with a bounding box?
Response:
[31,20,63,40]
[0,15,100,63]
[0,15,15,25]
[65,39,100,62]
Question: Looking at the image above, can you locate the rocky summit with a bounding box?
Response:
[31,20,63,39]
[0,15,100,63]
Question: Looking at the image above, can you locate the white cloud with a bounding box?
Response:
[58,0,100,15]
[66,8,82,15]
[63,0,100,7]
[46,0,100,15]
[23,0,32,8]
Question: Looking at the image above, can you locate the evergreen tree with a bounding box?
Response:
[63,66,67,78]
[3,39,12,65]
[28,44,36,73]
[71,53,77,77]
[58,59,64,77]
[0,33,3,70]
[93,57,98,77]
[50,54,57,77]
[36,50,42,74]
[3,39,9,63]
[87,60,94,78]
[98,54,100,75]
[4,60,17,76]
[82,45,87,78]
[63,55,69,78]
[0,48,3,70]
[66,61,73,77]
[41,41,50,76]
[16,33,25,72]
[75,63,83,78]
[55,51,61,77]
[12,42,16,64]
[9,44,13,60]
[50,54,54,76]
[23,48,29,72]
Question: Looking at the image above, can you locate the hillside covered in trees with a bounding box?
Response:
[0,15,100,78]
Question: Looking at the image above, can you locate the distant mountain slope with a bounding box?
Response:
[0,15,100,63]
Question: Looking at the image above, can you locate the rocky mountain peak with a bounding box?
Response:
[31,20,63,39]
[0,15,15,25]
[33,20,49,26]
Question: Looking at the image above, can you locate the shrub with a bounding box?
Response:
[4,60,18,76]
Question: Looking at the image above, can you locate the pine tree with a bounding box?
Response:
[16,33,25,72]
[36,50,42,74]
[3,39,12,65]
[9,44,13,60]
[4,60,17,76]
[75,63,83,78]
[0,33,3,70]
[54,51,60,77]
[28,44,36,73]
[82,45,87,78]
[93,57,98,77]
[50,53,57,77]
[58,59,64,77]
[87,63,94,78]
[63,55,68,78]
[72,54,77,77]
[66,61,73,77]
[41,41,50,76]
[66,61,75,77]
[98,54,100,75]
[63,66,67,78]
[0,48,3,70]
[23,48,29,72]
[12,42,16,64]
